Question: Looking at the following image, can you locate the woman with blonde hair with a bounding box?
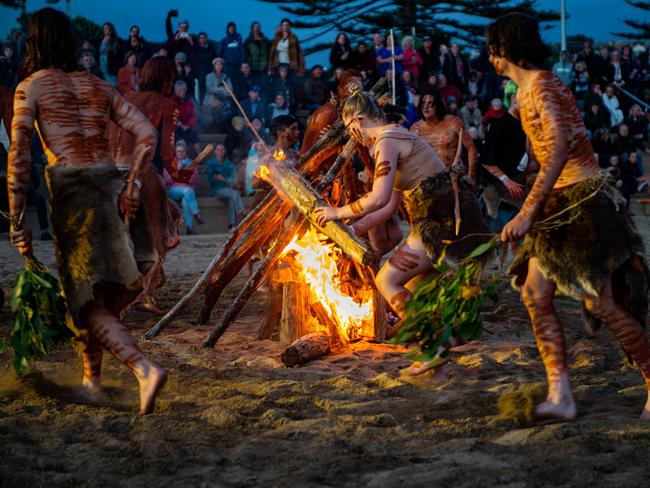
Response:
[314,91,488,339]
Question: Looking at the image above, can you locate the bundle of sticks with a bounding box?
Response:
[143,78,389,348]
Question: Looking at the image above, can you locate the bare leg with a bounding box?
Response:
[522,258,576,421]
[81,340,103,396]
[368,219,403,257]
[135,260,165,316]
[584,277,650,420]
[82,302,166,414]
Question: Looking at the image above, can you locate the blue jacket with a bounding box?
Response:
[219,32,245,65]
[206,157,236,193]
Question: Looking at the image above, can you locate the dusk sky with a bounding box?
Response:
[0,0,645,65]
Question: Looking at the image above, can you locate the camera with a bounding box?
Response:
[169,9,179,17]
[179,32,189,39]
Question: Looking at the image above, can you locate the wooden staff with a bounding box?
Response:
[221,80,270,153]
[450,129,464,236]
[390,29,396,105]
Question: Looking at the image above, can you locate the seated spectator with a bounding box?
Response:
[173,51,197,100]
[117,51,141,95]
[225,116,252,157]
[231,148,247,194]
[584,102,609,136]
[352,41,376,80]
[329,33,353,70]
[438,73,461,106]
[206,143,244,229]
[204,57,234,132]
[447,96,459,116]
[607,50,628,90]
[402,36,423,80]
[584,82,604,110]
[194,32,217,102]
[240,85,265,123]
[627,151,648,189]
[552,50,574,86]
[626,104,648,151]
[164,141,202,235]
[78,50,104,79]
[302,65,326,110]
[172,80,200,154]
[264,63,294,107]
[269,18,306,76]
[244,21,271,84]
[459,94,484,139]
[484,98,505,126]
[124,25,150,67]
[602,84,624,127]
[592,128,614,167]
[376,33,404,77]
[266,93,290,127]
[421,72,438,92]
[402,70,418,95]
[249,117,270,143]
[219,22,245,77]
[244,142,264,196]
[613,124,637,162]
[467,70,481,98]
[234,62,255,100]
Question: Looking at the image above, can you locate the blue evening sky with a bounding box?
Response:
[0,0,645,66]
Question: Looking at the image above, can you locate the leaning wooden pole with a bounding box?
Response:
[203,217,307,348]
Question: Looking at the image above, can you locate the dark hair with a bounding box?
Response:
[271,114,297,136]
[102,22,119,52]
[198,31,208,38]
[382,104,407,124]
[26,8,77,73]
[122,50,137,66]
[129,25,140,33]
[486,13,550,68]
[418,89,448,119]
[334,32,351,49]
[227,22,236,31]
[357,41,367,47]
[140,57,175,93]
[280,18,291,25]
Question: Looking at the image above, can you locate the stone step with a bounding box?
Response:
[198,133,227,144]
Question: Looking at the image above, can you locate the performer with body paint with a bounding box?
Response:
[313,91,488,333]
[8,9,166,414]
[488,13,650,421]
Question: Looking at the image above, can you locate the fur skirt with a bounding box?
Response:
[46,163,143,332]
[403,172,491,262]
[509,172,648,307]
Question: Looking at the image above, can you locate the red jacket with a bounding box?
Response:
[171,95,197,127]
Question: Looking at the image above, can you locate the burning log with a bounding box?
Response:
[311,300,347,346]
[277,258,311,345]
[256,272,283,340]
[262,161,376,266]
[280,333,331,367]
[203,217,307,349]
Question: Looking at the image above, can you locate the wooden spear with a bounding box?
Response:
[450,129,464,236]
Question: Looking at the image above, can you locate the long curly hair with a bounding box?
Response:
[486,13,550,68]
[26,8,77,74]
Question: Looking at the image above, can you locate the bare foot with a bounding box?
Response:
[400,355,450,376]
[76,380,107,404]
[133,360,167,414]
[134,301,165,316]
[534,396,577,421]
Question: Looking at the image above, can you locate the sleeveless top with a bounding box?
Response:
[372,126,445,192]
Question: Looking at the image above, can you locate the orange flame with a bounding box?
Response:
[273,148,286,161]
[256,164,270,181]
[281,226,373,340]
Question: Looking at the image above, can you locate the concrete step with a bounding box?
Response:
[198,133,227,144]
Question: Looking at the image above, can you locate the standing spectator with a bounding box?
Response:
[467,70,481,97]
[376,33,404,77]
[265,64,294,107]
[459,95,484,139]
[240,85,265,122]
[164,141,202,235]
[602,84,624,127]
[402,36,423,80]
[552,51,574,86]
[592,128,614,166]
[206,143,244,229]
[173,51,197,100]
[99,22,122,84]
[172,80,200,154]
[302,65,326,110]
[0,42,18,89]
[219,22,245,77]
[78,50,104,79]
[436,44,454,82]
[165,10,195,61]
[576,41,600,80]
[269,19,305,76]
[621,44,640,94]
[117,51,141,95]
[607,51,628,90]
[234,62,255,100]
[266,93,290,127]
[626,104,648,151]
[124,25,150,67]
[244,21,271,85]
[449,43,468,91]
[203,57,234,133]
[417,36,437,84]
[572,61,590,101]
[352,42,376,80]
[438,73,461,106]
[193,32,217,103]
[330,33,353,70]
[593,44,610,82]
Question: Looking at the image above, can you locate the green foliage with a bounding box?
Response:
[389,238,498,363]
[6,256,72,375]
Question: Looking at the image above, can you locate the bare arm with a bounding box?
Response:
[351,190,401,234]
[7,80,36,220]
[110,91,157,181]
[458,118,478,179]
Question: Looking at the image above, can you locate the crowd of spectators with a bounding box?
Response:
[3,12,650,234]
